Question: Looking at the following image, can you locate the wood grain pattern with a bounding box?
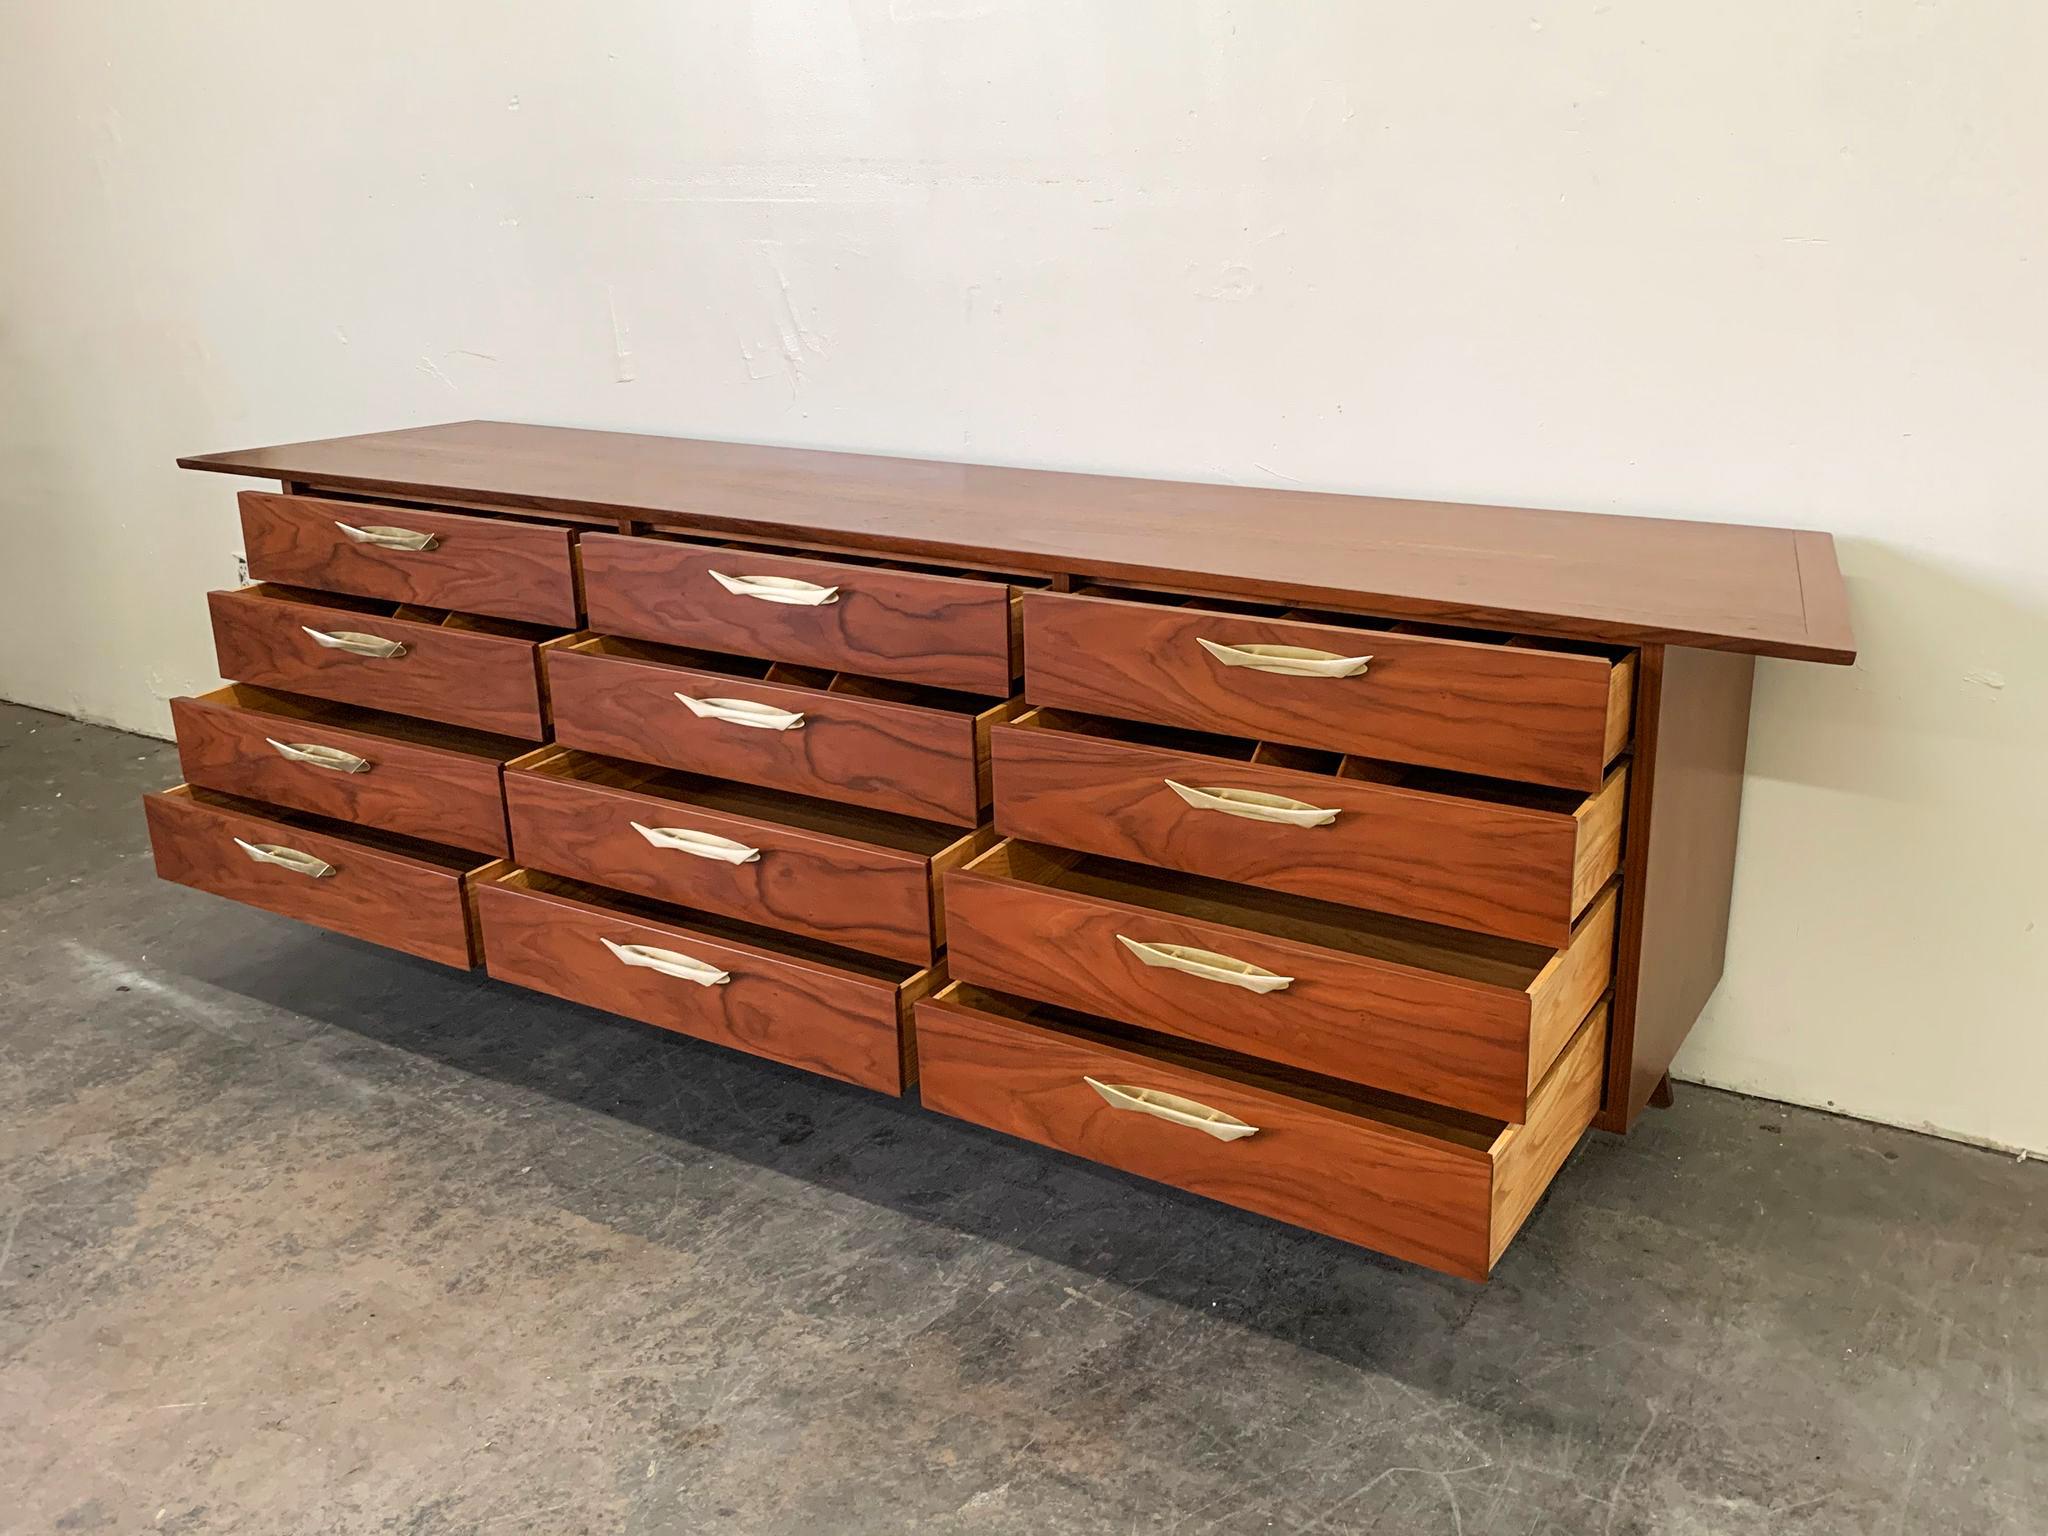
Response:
[503,748,976,963]
[209,585,554,739]
[579,533,1018,695]
[992,709,1614,944]
[1023,591,1625,789]
[143,784,485,968]
[180,420,1857,664]
[239,490,579,625]
[1600,646,1756,1131]
[171,685,517,855]
[543,637,1006,825]
[473,868,922,1093]
[942,841,1616,1121]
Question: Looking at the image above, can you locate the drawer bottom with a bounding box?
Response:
[915,983,1608,1280]
[143,784,498,968]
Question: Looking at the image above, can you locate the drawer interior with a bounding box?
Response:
[1009,707,1604,816]
[648,529,1053,587]
[507,746,975,856]
[187,684,533,760]
[556,634,1010,720]
[958,839,1566,992]
[930,981,1507,1148]
[235,583,566,643]
[482,866,927,983]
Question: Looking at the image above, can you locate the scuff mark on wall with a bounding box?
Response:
[1192,262,1258,300]
[608,288,636,384]
[753,242,828,393]
[415,356,458,391]
[888,0,1013,21]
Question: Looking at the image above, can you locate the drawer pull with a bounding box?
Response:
[674,693,806,731]
[1083,1078,1260,1142]
[708,569,841,607]
[334,520,440,552]
[231,836,335,879]
[301,625,408,660]
[265,737,372,774]
[598,935,731,987]
[1162,780,1339,828]
[1115,935,1294,994]
[629,821,763,865]
[1195,637,1373,679]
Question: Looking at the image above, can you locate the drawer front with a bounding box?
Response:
[915,990,1499,1278]
[1023,592,1622,788]
[209,588,549,739]
[143,787,481,968]
[945,856,1613,1120]
[994,720,1605,945]
[240,491,579,626]
[581,534,1016,695]
[474,876,911,1093]
[503,766,940,964]
[171,692,509,855]
[545,648,987,825]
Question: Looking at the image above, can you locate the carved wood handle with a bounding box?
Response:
[1162,780,1338,827]
[334,521,439,552]
[1082,1078,1260,1141]
[598,935,731,986]
[1195,637,1372,678]
[301,625,407,659]
[707,569,840,606]
[629,821,762,865]
[1115,935,1294,993]
[673,693,805,731]
[265,737,372,774]
[232,837,335,878]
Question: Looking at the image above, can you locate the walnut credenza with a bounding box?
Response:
[150,421,1855,1281]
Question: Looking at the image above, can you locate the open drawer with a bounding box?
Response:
[171,684,528,855]
[580,531,1034,696]
[544,634,1025,826]
[238,490,581,626]
[208,583,576,740]
[943,839,1616,1122]
[993,708,1624,945]
[915,983,1608,1281]
[472,868,941,1094]
[1023,587,1633,789]
[503,747,995,964]
[142,784,498,969]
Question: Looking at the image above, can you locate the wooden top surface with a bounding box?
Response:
[181,420,1854,663]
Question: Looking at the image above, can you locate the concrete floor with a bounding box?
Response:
[1,703,2042,1535]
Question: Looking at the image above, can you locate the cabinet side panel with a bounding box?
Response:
[1600,646,1755,1131]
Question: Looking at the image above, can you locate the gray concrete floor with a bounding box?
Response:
[1,702,2042,1536]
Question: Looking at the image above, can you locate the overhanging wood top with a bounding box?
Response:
[181,420,1856,663]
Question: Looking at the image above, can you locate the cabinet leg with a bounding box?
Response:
[1649,1073,1675,1109]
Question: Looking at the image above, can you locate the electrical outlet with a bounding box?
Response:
[234,551,249,585]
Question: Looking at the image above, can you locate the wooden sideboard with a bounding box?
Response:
[150,421,1855,1281]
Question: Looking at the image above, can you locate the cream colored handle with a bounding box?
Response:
[598,935,731,986]
[265,737,372,775]
[1115,934,1294,993]
[335,520,439,552]
[673,693,805,731]
[629,821,762,865]
[1195,636,1372,678]
[1083,1078,1259,1141]
[708,569,840,606]
[232,837,335,879]
[1162,780,1338,828]
[301,625,407,659]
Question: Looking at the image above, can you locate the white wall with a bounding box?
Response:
[3,2,2043,1152]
